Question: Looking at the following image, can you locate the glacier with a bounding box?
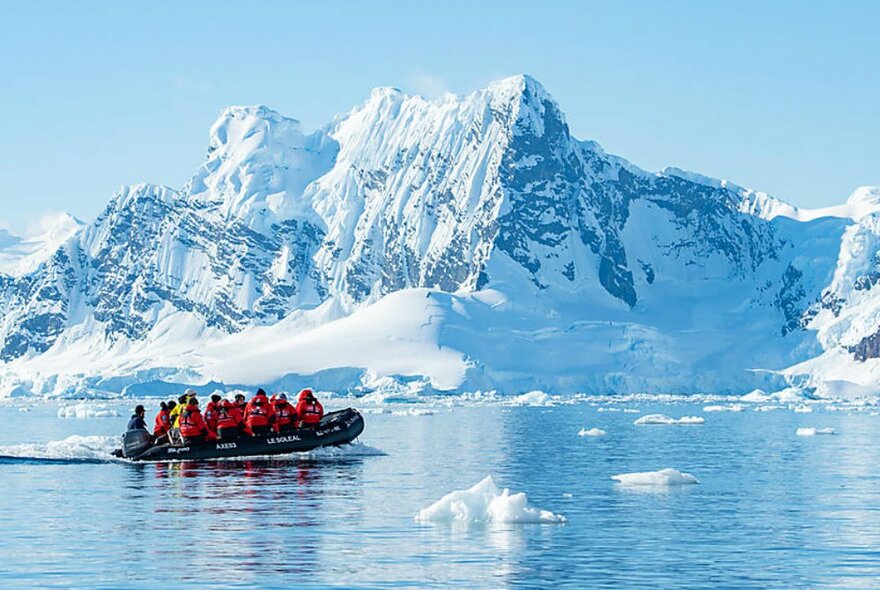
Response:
[1,74,879,399]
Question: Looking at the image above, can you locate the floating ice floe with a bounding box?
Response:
[390,408,435,416]
[741,389,769,403]
[755,405,781,412]
[57,402,120,419]
[507,391,554,406]
[415,476,566,524]
[796,427,836,436]
[634,414,704,425]
[612,468,699,486]
[578,427,606,437]
[792,405,813,413]
[703,404,744,412]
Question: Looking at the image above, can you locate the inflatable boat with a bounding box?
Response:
[113,408,364,462]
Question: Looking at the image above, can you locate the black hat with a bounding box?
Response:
[135,404,145,415]
[211,394,222,403]
[188,397,199,406]
[256,388,267,397]
[167,400,177,410]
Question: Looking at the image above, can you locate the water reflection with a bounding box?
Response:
[113,457,368,585]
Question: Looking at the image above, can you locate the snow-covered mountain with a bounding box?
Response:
[1,75,878,398]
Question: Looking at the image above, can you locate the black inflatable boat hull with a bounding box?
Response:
[115,408,364,462]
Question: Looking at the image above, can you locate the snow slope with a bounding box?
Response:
[0,75,878,398]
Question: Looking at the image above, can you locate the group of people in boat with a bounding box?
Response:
[127,387,324,444]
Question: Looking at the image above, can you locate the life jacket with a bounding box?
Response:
[204,402,219,432]
[169,404,183,428]
[170,395,194,427]
[179,408,206,439]
[246,403,270,428]
[273,400,295,428]
[296,398,323,425]
[153,410,171,436]
[216,401,240,430]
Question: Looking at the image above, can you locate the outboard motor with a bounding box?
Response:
[121,429,153,459]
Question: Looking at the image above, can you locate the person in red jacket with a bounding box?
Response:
[203,394,222,435]
[216,399,242,440]
[153,401,172,438]
[179,398,213,443]
[295,388,324,427]
[234,393,247,428]
[272,393,297,432]
[245,397,272,435]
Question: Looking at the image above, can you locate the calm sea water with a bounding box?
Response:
[1,396,880,589]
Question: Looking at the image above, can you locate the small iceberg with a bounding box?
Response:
[415,476,566,524]
[578,427,606,437]
[57,402,120,419]
[612,468,699,486]
[508,391,553,406]
[792,405,813,413]
[796,427,836,436]
[634,414,704,425]
[741,388,769,403]
[703,404,744,412]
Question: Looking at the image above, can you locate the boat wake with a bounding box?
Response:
[0,435,122,464]
[0,435,384,465]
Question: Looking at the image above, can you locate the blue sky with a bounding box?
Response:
[1,0,877,232]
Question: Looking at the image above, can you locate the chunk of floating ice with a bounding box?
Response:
[741,389,769,403]
[57,402,119,419]
[796,427,836,436]
[578,427,606,437]
[390,408,435,416]
[703,404,744,412]
[508,391,553,406]
[414,476,566,524]
[755,405,780,412]
[634,414,704,425]
[792,405,813,413]
[612,468,699,486]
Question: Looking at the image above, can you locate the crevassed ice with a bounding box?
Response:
[415,476,566,524]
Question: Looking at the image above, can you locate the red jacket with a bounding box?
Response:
[216,400,242,430]
[179,407,209,439]
[234,401,247,426]
[153,409,171,436]
[273,399,296,430]
[245,402,272,430]
[246,394,274,423]
[295,397,323,426]
[204,401,219,433]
